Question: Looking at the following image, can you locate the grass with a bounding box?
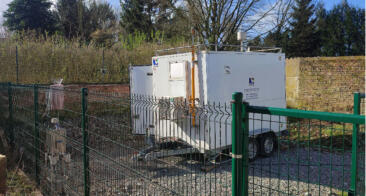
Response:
[6,170,41,196]
[0,31,187,84]
[0,117,40,195]
[286,120,364,151]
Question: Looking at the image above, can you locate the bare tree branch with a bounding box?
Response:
[185,0,292,47]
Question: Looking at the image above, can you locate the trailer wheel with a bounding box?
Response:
[260,133,276,157]
[248,138,259,161]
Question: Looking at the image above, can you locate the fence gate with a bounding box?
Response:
[231,92,365,196]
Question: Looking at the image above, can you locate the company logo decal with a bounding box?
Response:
[249,77,255,86]
[153,59,158,67]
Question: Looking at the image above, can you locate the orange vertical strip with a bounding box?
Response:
[191,29,196,126]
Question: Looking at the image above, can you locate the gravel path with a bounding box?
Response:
[79,147,352,196]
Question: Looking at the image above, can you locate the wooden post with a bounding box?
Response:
[0,129,8,149]
[0,154,6,195]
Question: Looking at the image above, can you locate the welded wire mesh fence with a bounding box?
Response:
[245,115,364,196]
[0,83,364,196]
[85,92,234,195]
[231,92,365,196]
[354,93,365,196]
[0,83,234,195]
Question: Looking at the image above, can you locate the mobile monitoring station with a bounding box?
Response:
[130,35,287,162]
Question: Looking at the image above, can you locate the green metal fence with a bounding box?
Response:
[0,83,364,196]
[350,92,365,196]
[231,92,365,196]
[0,83,235,195]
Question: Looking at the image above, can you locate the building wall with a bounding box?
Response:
[286,56,365,113]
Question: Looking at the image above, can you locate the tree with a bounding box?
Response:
[152,0,190,39]
[88,1,116,31]
[244,0,293,53]
[87,1,117,44]
[287,0,319,57]
[318,1,365,56]
[120,0,190,40]
[56,0,117,40]
[248,36,262,46]
[3,0,57,34]
[120,0,154,36]
[266,0,293,48]
[185,0,292,48]
[344,6,360,55]
[315,2,327,55]
[348,7,365,55]
[56,0,80,38]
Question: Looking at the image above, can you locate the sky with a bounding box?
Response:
[322,0,364,10]
[0,0,364,26]
[102,0,366,10]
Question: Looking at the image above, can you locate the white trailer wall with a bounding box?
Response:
[152,53,201,99]
[202,52,286,150]
[151,53,202,149]
[139,51,286,153]
[130,66,153,134]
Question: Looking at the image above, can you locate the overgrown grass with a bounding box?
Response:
[0,31,187,84]
[286,120,365,151]
[6,170,40,196]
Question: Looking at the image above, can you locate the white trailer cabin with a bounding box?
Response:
[130,49,287,157]
[129,65,153,134]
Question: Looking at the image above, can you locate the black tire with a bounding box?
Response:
[248,138,259,161]
[259,133,276,157]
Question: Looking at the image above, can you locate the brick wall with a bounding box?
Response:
[286,56,365,113]
[65,84,130,95]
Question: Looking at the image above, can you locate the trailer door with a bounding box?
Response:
[130,66,153,134]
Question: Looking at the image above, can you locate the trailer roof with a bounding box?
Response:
[153,50,284,59]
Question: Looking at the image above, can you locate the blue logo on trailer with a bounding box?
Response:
[249,77,255,86]
[153,59,158,67]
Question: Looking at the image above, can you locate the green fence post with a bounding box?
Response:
[349,92,360,196]
[242,101,249,196]
[16,46,19,84]
[33,85,40,185]
[232,92,244,196]
[82,88,90,196]
[7,82,14,145]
